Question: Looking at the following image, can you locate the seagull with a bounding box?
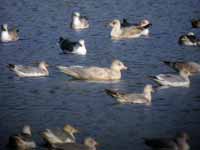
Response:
[42,124,79,147]
[178,32,200,46]
[163,61,200,75]
[191,19,200,28]
[149,70,191,87]
[9,125,36,150]
[59,37,87,55]
[57,60,127,81]
[8,61,49,77]
[1,24,19,42]
[144,132,190,150]
[71,12,89,30]
[52,137,98,150]
[105,84,154,105]
[109,19,152,40]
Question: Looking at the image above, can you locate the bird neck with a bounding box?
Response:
[73,17,80,25]
[111,25,122,37]
[179,71,189,79]
[143,90,152,102]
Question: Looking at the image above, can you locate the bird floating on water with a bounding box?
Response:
[1,24,19,42]
[105,84,154,105]
[149,70,191,87]
[57,59,127,81]
[42,124,79,147]
[71,12,89,30]
[109,19,152,40]
[163,61,200,75]
[8,125,36,150]
[178,32,200,46]
[59,37,87,55]
[8,61,49,77]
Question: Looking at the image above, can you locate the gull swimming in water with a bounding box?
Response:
[144,132,190,150]
[71,12,89,30]
[109,19,152,40]
[191,19,200,28]
[8,61,49,77]
[149,70,191,87]
[163,61,200,75]
[42,124,79,147]
[1,24,19,42]
[57,60,127,81]
[9,125,36,150]
[52,137,98,150]
[59,37,87,55]
[178,32,200,46]
[105,84,154,105]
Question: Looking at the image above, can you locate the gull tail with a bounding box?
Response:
[57,66,79,78]
[105,89,125,98]
[163,61,176,68]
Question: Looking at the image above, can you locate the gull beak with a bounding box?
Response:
[123,65,128,70]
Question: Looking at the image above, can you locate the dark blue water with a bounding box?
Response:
[0,0,200,149]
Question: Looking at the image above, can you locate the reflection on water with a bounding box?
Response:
[0,0,200,149]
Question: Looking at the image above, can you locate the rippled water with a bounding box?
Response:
[0,0,200,149]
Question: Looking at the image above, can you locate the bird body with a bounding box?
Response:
[42,124,78,146]
[57,60,127,81]
[52,137,98,150]
[109,19,151,40]
[8,62,49,77]
[59,37,87,55]
[163,61,200,75]
[150,71,191,87]
[105,84,154,105]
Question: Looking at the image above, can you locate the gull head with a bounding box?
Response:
[78,39,85,46]
[109,19,121,28]
[139,19,152,27]
[84,137,98,148]
[1,24,8,31]
[111,59,127,71]
[73,12,80,17]
[63,124,79,134]
[22,125,32,136]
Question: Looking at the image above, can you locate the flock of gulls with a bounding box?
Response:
[1,10,200,150]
